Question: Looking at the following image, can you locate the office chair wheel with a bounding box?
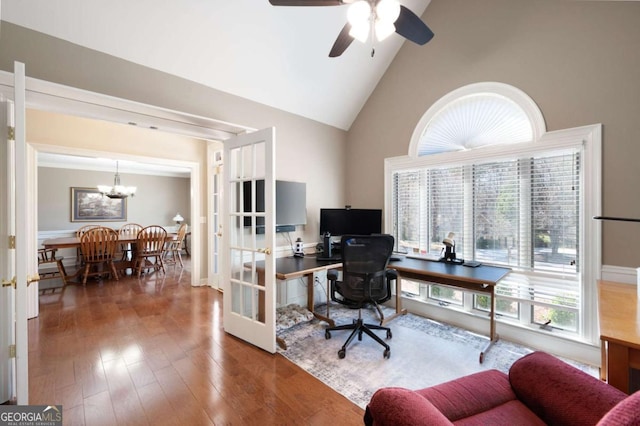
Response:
[387,330,392,339]
[338,349,346,359]
[325,330,331,339]
[383,348,391,359]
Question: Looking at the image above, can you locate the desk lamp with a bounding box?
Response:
[441,232,461,263]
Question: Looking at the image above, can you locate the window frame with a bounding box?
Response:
[384,84,602,345]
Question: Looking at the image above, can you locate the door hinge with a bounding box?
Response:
[8,235,16,249]
[9,344,16,359]
[7,126,15,141]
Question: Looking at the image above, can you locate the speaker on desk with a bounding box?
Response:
[323,232,332,258]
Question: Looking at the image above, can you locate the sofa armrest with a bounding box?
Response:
[509,352,627,426]
[597,390,640,426]
[364,387,453,426]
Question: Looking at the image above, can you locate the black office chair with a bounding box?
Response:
[324,234,397,359]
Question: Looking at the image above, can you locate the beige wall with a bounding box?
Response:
[38,167,190,231]
[347,0,640,267]
[0,22,348,278]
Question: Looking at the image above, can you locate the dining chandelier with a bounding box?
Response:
[97,161,137,199]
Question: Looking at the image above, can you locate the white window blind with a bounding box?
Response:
[392,149,581,327]
[392,167,464,256]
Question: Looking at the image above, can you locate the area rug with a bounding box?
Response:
[276,304,598,409]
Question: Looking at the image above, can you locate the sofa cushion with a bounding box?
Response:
[416,369,517,422]
[454,400,545,426]
[597,390,640,426]
[509,352,627,426]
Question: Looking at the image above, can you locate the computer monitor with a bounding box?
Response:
[319,208,382,236]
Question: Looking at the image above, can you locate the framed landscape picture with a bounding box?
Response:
[71,187,127,222]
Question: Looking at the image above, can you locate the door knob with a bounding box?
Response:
[2,276,16,289]
[27,274,41,286]
[257,248,272,255]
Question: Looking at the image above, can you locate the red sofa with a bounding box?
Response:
[365,351,640,426]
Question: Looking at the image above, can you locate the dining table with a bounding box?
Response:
[42,231,179,279]
[42,231,179,250]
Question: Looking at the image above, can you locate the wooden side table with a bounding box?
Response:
[598,280,640,394]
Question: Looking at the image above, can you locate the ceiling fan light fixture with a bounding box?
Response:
[376,0,400,23]
[375,19,395,41]
[347,1,370,26]
[269,0,433,57]
[349,22,370,42]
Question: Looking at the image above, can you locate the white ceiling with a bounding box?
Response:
[38,152,191,177]
[0,0,431,131]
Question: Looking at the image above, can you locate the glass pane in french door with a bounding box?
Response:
[228,141,267,324]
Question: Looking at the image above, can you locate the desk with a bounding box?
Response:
[388,257,511,363]
[273,256,343,325]
[262,255,510,359]
[598,280,640,394]
[255,256,342,349]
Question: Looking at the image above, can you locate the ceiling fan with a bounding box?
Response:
[268,0,434,57]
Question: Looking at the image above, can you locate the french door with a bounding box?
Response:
[0,62,29,404]
[222,128,276,353]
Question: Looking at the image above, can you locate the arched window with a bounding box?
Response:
[385,82,602,346]
[408,82,546,157]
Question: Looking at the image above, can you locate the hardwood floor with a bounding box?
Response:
[30,259,364,425]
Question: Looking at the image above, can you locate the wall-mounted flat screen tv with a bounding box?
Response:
[242,180,307,233]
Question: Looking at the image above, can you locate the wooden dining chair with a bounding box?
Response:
[134,225,167,278]
[79,226,120,285]
[37,247,68,292]
[164,223,188,267]
[76,224,101,264]
[118,223,143,261]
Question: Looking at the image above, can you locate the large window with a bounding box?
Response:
[392,150,581,331]
[385,82,601,343]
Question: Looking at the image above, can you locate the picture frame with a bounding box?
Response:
[71,187,127,222]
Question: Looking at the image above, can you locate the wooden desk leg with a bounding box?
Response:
[607,342,630,393]
[601,340,607,382]
[381,275,407,326]
[479,286,499,364]
[307,273,334,327]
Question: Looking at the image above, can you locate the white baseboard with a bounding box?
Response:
[601,264,637,284]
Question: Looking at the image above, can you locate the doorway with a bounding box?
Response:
[0,68,254,402]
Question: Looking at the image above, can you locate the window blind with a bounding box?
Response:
[392,148,581,324]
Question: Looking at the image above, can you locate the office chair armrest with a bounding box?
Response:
[327,269,339,281]
[385,269,398,280]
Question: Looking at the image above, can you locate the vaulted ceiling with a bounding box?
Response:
[1,0,431,130]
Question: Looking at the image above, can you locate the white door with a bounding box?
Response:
[208,146,224,289]
[222,128,276,353]
[0,62,29,404]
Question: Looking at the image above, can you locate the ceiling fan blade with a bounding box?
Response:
[329,22,354,57]
[394,5,434,45]
[269,0,345,6]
